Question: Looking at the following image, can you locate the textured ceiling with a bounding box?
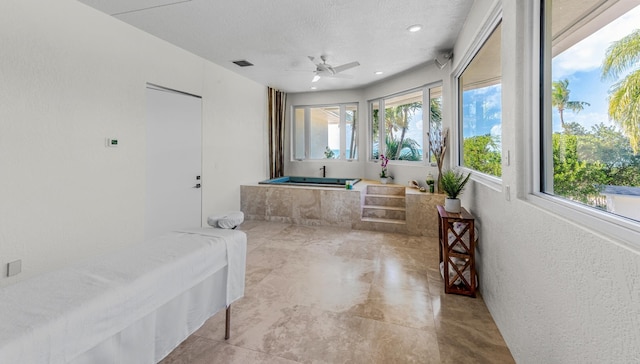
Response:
[77,0,474,93]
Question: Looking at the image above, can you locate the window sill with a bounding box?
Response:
[460,167,502,193]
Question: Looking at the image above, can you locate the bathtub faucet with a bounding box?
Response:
[320,165,326,178]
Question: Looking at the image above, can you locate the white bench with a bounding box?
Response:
[0,228,246,363]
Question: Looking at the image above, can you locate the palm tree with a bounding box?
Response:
[382,102,422,159]
[385,135,421,161]
[601,29,640,154]
[552,79,590,133]
[347,109,357,159]
[394,102,421,159]
[430,97,442,130]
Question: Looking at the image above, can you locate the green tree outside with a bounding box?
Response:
[551,79,590,134]
[462,134,502,176]
[601,28,640,154]
[552,124,640,208]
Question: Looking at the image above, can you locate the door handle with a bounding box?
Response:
[192,183,201,188]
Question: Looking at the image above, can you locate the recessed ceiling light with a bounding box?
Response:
[407,24,422,32]
[310,86,317,90]
[374,71,384,75]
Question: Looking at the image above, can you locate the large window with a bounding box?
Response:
[458,21,502,177]
[293,104,358,160]
[370,84,442,163]
[542,1,640,223]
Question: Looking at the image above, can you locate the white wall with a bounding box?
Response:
[606,195,640,221]
[285,64,450,186]
[455,0,640,362]
[0,0,267,286]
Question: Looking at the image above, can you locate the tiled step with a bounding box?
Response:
[364,194,405,208]
[366,185,406,196]
[360,217,406,225]
[355,217,407,234]
[359,184,407,232]
[362,205,406,220]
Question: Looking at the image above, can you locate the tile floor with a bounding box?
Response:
[161,221,514,364]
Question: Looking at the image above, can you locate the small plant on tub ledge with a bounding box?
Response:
[379,154,392,184]
[440,169,471,213]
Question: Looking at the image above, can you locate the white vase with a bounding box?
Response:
[444,198,461,213]
[380,177,388,184]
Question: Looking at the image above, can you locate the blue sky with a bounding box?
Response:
[552,4,640,132]
[459,4,640,138]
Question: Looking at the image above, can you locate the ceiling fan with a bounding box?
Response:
[308,55,360,83]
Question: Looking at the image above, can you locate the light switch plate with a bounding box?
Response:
[7,260,21,277]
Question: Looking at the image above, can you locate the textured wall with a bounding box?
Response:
[0,0,266,286]
[455,0,640,362]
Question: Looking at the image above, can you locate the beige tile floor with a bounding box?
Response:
[161,221,514,364]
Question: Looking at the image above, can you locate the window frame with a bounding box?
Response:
[452,6,504,190]
[528,0,640,249]
[291,102,359,161]
[368,82,443,166]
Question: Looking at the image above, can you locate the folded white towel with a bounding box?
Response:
[207,211,244,229]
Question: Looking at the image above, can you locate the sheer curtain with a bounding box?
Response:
[268,87,286,179]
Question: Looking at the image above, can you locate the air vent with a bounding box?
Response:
[232,60,254,67]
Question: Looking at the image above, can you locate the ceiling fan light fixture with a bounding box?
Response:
[312,75,321,83]
[407,24,422,32]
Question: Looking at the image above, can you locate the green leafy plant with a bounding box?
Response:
[440,169,471,199]
[324,146,335,159]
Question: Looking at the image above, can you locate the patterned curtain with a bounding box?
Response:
[268,87,286,179]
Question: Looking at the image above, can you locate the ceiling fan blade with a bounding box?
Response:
[332,61,360,73]
[308,56,320,65]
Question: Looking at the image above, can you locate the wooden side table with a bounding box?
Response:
[437,205,477,297]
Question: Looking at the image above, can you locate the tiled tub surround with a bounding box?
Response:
[241,180,446,237]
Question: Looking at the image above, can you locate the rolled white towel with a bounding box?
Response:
[440,258,477,286]
[447,222,479,253]
[207,211,244,229]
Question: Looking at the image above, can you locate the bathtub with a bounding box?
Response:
[258,176,361,188]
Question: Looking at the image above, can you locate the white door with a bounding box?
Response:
[145,85,202,240]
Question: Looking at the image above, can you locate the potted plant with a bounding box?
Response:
[440,169,471,213]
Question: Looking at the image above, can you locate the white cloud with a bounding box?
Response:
[553,5,640,79]
[490,123,502,138]
[552,111,614,132]
[572,111,613,129]
[414,119,423,132]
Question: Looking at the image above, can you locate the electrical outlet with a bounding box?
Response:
[7,260,21,277]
